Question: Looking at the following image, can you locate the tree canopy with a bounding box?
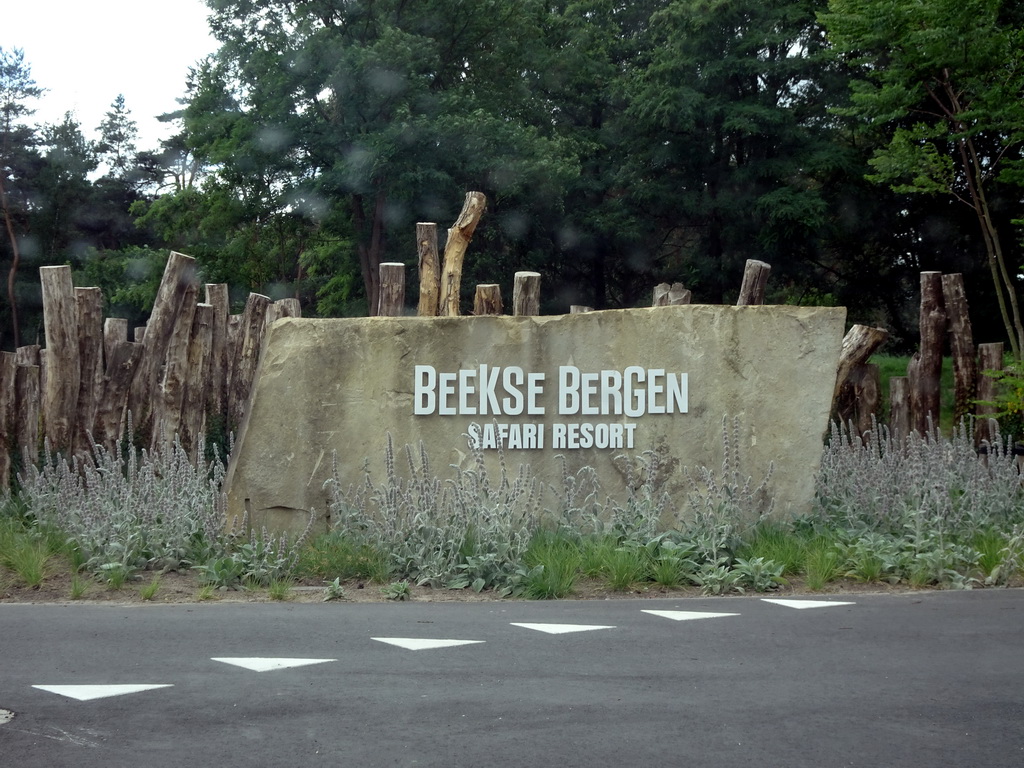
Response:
[1,1,1023,353]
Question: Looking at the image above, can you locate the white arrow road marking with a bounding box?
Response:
[211,658,337,672]
[641,610,740,621]
[371,638,485,651]
[510,623,616,635]
[32,684,173,702]
[761,599,856,609]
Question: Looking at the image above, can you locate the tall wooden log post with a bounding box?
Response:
[975,342,1005,445]
[40,265,80,453]
[653,282,692,306]
[473,284,503,316]
[128,251,198,444]
[205,284,230,431]
[513,272,541,316]
[911,272,946,435]
[417,223,440,316]
[103,318,128,370]
[832,324,889,423]
[889,376,910,443]
[229,293,272,432]
[378,263,406,317]
[93,341,142,451]
[0,351,15,489]
[941,273,977,424]
[153,282,199,447]
[74,287,105,455]
[736,260,771,306]
[15,361,40,463]
[180,303,213,454]
[439,192,487,316]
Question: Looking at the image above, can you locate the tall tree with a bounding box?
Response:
[822,0,1024,357]
[191,0,574,314]
[0,47,43,348]
[624,0,845,303]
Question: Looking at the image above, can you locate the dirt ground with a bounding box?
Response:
[0,566,973,606]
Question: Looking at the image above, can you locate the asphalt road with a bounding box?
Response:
[1,590,1022,767]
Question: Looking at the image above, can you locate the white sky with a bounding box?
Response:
[2,0,218,149]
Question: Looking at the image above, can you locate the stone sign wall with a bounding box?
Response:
[224,305,846,534]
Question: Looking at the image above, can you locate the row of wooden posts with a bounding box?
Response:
[832,271,1002,443]
[0,190,1005,491]
[0,252,301,490]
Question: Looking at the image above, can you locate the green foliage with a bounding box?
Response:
[381,580,411,601]
[322,577,348,602]
[522,531,580,599]
[978,359,1024,441]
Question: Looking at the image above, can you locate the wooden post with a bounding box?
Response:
[570,305,594,314]
[229,293,272,432]
[103,317,128,368]
[93,341,142,451]
[0,351,15,489]
[377,262,406,316]
[153,282,199,446]
[941,273,976,424]
[889,376,910,443]
[976,342,1004,444]
[14,363,40,463]
[653,282,692,306]
[134,325,146,343]
[417,222,440,317]
[439,192,487,317]
[833,324,889,412]
[473,284,503,316]
[911,271,946,435]
[205,284,230,430]
[513,272,541,316]
[736,260,771,306]
[74,287,105,455]
[40,265,80,453]
[128,251,198,444]
[15,345,40,366]
[180,303,213,455]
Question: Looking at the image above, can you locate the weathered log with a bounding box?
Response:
[833,324,889,407]
[0,351,15,488]
[439,192,487,317]
[513,272,541,316]
[14,363,40,463]
[473,284,503,316]
[570,305,594,314]
[975,342,1004,444]
[180,304,213,454]
[911,271,946,435]
[40,265,80,453]
[134,325,146,343]
[276,298,301,318]
[736,260,771,306]
[127,251,198,443]
[153,282,199,446]
[941,273,977,423]
[103,317,128,368]
[835,363,881,435]
[378,262,406,317]
[417,222,440,317]
[889,376,910,443]
[204,284,230,427]
[93,341,142,451]
[225,313,241,424]
[15,345,40,366]
[229,294,272,432]
[74,287,105,455]
[653,282,692,306]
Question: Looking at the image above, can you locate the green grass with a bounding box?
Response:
[603,546,648,591]
[296,533,393,583]
[803,536,842,591]
[139,576,162,600]
[522,531,580,599]
[736,523,807,575]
